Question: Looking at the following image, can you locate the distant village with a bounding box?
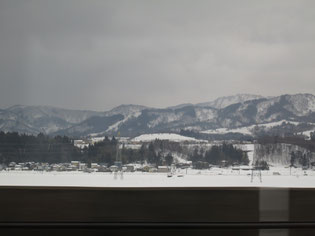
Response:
[2,132,315,174]
[3,160,191,174]
[0,132,253,173]
[0,136,228,173]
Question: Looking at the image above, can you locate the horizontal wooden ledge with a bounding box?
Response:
[0,186,314,191]
[1,222,315,229]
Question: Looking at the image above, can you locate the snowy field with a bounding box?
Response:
[201,120,315,138]
[132,133,206,142]
[1,167,315,188]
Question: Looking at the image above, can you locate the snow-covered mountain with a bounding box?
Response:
[113,93,315,137]
[196,94,264,109]
[0,104,149,137]
[55,105,149,137]
[0,105,105,134]
[217,93,315,128]
[104,104,148,117]
[166,103,194,110]
[2,93,315,138]
[54,114,125,137]
[0,108,40,134]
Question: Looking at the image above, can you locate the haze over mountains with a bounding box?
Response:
[1,93,315,139]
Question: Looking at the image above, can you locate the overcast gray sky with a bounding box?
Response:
[1,0,315,111]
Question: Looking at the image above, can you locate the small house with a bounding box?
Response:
[157,166,169,173]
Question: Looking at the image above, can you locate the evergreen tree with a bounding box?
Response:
[165,152,174,166]
[290,151,296,167]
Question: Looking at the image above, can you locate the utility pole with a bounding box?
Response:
[251,166,262,183]
[114,132,123,180]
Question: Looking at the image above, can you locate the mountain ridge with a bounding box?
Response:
[1,93,315,138]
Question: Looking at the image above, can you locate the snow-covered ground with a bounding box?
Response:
[201,120,305,136]
[1,167,315,188]
[132,133,206,142]
[202,127,252,135]
[302,129,315,139]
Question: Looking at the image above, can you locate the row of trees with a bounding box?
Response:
[0,132,175,167]
[0,132,248,168]
[258,135,315,152]
[290,150,313,168]
[189,143,249,167]
[85,137,175,166]
[0,132,80,164]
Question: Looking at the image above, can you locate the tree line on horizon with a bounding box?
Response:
[0,132,250,168]
[189,143,249,169]
[257,133,315,152]
[0,132,176,166]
